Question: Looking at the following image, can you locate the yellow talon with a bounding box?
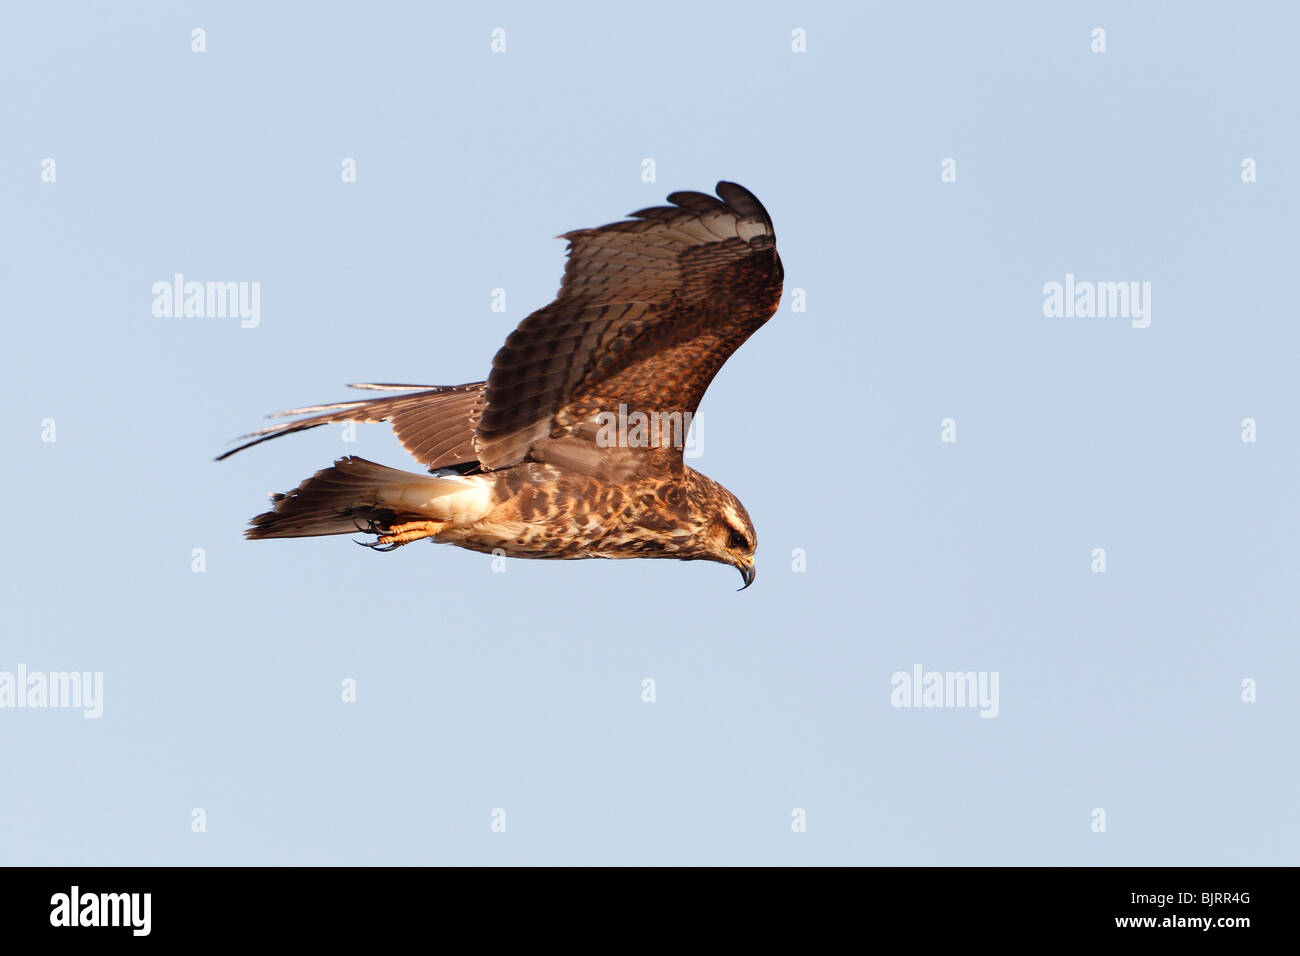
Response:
[376,520,446,547]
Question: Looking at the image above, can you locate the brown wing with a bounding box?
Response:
[217,382,485,471]
[474,181,783,471]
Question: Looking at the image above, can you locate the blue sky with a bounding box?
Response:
[1,1,1296,865]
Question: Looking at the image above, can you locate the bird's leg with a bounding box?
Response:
[374,520,446,548]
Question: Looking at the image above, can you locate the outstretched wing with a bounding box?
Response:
[474,181,783,471]
[217,382,485,471]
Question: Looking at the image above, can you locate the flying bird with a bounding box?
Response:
[220,182,783,588]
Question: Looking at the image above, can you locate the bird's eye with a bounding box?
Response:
[728,531,749,550]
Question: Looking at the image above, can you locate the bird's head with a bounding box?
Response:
[682,474,757,590]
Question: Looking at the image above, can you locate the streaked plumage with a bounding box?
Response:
[220,182,783,587]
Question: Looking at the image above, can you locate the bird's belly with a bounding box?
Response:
[441,512,620,559]
[431,466,689,560]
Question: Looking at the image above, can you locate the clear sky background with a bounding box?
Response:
[2,1,1296,865]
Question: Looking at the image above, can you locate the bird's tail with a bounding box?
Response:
[245,455,492,540]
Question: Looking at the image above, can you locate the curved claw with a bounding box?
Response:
[351,515,390,536]
[353,538,400,553]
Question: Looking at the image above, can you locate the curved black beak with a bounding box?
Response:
[737,563,756,591]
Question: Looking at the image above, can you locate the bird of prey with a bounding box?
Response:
[219,182,783,588]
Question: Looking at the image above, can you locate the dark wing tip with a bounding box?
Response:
[714,182,773,227]
[664,189,730,215]
[624,181,774,234]
[214,422,328,462]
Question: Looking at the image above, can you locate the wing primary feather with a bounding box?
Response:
[346,383,439,391]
